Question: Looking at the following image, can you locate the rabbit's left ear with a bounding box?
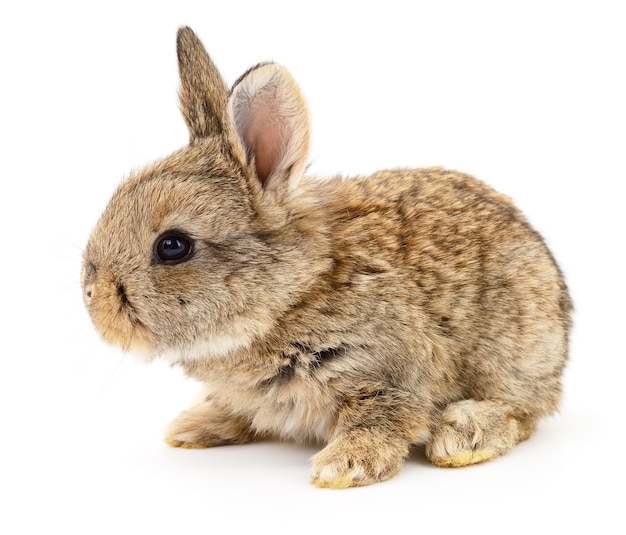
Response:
[229,63,311,192]
[177,27,229,141]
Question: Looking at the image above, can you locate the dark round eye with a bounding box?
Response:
[154,232,194,265]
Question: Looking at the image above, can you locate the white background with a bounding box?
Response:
[1,1,624,533]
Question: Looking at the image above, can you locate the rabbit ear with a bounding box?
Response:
[229,63,311,190]
[177,27,229,141]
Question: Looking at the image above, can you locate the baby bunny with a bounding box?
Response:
[82,27,572,488]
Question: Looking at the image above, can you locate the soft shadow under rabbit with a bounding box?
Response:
[82,27,572,488]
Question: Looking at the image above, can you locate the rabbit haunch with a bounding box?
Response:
[82,27,571,489]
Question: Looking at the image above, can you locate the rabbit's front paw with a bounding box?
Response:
[165,403,256,449]
[311,435,404,489]
[164,415,221,449]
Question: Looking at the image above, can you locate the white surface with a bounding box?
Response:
[1,1,623,533]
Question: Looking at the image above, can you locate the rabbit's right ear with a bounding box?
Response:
[177,27,229,141]
[229,63,311,194]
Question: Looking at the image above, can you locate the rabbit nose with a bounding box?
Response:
[82,260,97,305]
[84,283,94,304]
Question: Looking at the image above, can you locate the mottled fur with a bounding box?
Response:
[82,27,571,488]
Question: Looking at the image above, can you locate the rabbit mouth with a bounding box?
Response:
[85,277,157,359]
[90,304,155,358]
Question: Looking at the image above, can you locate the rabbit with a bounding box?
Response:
[82,26,572,489]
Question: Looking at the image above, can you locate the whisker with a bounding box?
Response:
[74,313,113,372]
[52,239,87,263]
[122,320,136,354]
[96,350,128,397]
[59,281,85,295]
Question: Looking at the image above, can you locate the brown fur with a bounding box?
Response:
[82,27,572,488]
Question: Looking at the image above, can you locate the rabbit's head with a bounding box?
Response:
[82,27,328,362]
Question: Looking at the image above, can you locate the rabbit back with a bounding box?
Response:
[175,165,571,446]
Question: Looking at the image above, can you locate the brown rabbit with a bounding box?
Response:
[82,27,572,488]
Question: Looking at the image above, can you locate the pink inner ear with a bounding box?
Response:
[242,104,282,185]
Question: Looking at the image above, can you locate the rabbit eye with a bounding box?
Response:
[154,232,194,265]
